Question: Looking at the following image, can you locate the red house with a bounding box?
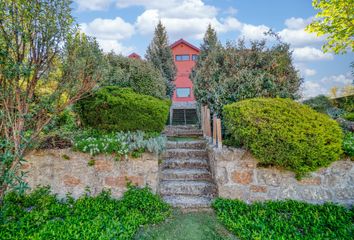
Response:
[169,39,200,125]
[128,52,141,60]
[128,39,199,125]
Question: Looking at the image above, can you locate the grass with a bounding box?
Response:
[213,198,354,240]
[134,211,238,240]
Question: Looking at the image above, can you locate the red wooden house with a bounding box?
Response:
[169,39,200,125]
[128,39,199,125]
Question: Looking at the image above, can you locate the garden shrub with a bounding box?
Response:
[332,94,354,113]
[343,112,354,121]
[0,186,171,240]
[224,98,343,177]
[343,131,354,158]
[213,198,354,240]
[103,53,167,99]
[76,87,171,132]
[302,95,333,114]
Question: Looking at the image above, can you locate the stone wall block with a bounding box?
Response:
[231,170,253,185]
[24,150,158,199]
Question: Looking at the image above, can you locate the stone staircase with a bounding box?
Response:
[160,126,217,210]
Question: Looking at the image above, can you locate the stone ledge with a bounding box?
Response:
[24,149,159,199]
[207,144,354,205]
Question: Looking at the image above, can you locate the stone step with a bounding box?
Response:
[159,180,217,197]
[163,149,208,159]
[161,158,209,170]
[164,126,203,137]
[160,169,212,181]
[166,140,206,150]
[163,195,213,209]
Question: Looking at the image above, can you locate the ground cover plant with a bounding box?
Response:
[0,186,171,240]
[75,87,171,132]
[224,98,343,178]
[135,211,237,240]
[213,198,354,240]
[343,131,354,159]
[73,130,166,158]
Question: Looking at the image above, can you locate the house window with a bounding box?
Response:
[175,55,190,61]
[192,54,199,61]
[176,88,191,98]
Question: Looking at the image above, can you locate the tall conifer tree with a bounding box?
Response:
[146,21,176,98]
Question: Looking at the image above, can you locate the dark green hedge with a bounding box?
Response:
[224,98,343,177]
[76,87,171,132]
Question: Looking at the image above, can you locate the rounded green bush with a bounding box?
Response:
[223,98,343,177]
[76,87,171,132]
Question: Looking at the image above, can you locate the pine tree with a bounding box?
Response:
[146,21,177,98]
[197,24,220,65]
[191,24,221,110]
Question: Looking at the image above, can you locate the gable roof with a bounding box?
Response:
[128,52,141,59]
[170,38,200,52]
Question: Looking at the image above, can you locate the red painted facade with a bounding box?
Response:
[170,39,200,103]
[128,52,141,60]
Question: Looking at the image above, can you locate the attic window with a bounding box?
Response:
[175,55,190,61]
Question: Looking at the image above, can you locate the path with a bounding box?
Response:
[160,125,217,210]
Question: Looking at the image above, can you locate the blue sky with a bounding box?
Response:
[72,0,353,98]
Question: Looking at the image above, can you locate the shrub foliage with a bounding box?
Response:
[76,87,171,132]
[73,130,166,157]
[191,28,302,115]
[224,98,343,177]
[213,198,353,240]
[0,186,171,239]
[103,54,166,99]
[302,95,333,114]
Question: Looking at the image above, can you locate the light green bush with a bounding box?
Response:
[224,98,343,177]
[75,87,171,132]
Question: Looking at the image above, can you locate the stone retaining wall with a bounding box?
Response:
[208,145,354,206]
[24,149,159,199]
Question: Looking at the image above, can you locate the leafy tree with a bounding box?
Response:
[102,53,166,99]
[0,0,104,197]
[306,0,354,54]
[191,25,222,107]
[192,30,303,115]
[302,95,333,113]
[146,21,177,98]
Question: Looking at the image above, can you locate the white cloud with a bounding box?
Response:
[240,24,270,40]
[294,63,317,77]
[75,0,113,11]
[224,6,238,16]
[96,39,134,54]
[80,17,134,54]
[135,9,241,40]
[304,68,317,77]
[116,0,177,9]
[302,72,353,98]
[117,0,217,18]
[302,81,327,98]
[284,17,312,30]
[81,17,134,40]
[320,73,353,85]
[293,47,333,61]
[279,28,324,47]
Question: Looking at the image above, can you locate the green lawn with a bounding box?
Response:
[134,211,238,240]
